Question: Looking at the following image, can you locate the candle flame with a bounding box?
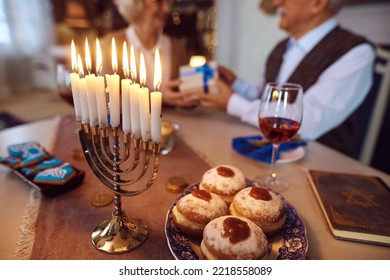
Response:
[96,38,103,75]
[85,38,91,74]
[272,89,279,100]
[140,52,146,87]
[71,40,77,72]
[77,53,84,77]
[111,37,117,74]
[122,41,129,79]
[154,49,162,91]
[130,45,137,81]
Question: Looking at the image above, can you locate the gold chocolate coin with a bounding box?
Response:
[91,193,114,207]
[165,176,188,193]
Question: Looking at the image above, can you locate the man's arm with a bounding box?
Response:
[299,43,375,140]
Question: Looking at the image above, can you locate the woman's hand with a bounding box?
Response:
[161,79,200,108]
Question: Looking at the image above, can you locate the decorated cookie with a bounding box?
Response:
[8,141,48,167]
[33,163,76,185]
[35,157,63,170]
[8,141,40,157]
[19,167,41,179]
[2,141,85,196]
[0,156,21,168]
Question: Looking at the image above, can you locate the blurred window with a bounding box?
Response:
[0,0,11,45]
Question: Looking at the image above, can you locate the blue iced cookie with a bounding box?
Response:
[0,156,21,168]
[8,141,48,167]
[35,158,63,170]
[19,167,40,179]
[33,163,76,185]
[8,141,38,157]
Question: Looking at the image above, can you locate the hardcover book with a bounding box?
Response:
[307,169,390,246]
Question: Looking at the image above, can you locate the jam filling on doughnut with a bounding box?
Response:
[192,189,212,202]
[217,166,235,177]
[249,187,272,201]
[222,217,250,243]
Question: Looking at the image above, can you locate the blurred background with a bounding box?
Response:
[0,0,389,173]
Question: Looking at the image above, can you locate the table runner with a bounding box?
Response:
[26,115,211,259]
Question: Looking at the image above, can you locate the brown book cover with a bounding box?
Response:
[308,169,390,246]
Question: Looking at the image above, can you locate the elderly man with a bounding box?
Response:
[200,0,375,156]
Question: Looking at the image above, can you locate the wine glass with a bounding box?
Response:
[257,82,303,192]
[56,63,74,106]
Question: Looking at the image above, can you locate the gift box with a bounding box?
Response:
[179,60,219,94]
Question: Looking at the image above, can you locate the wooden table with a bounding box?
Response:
[1,108,389,260]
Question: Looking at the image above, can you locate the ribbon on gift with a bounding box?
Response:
[180,63,216,93]
[232,135,307,163]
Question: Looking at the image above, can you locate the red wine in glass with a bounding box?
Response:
[259,117,301,145]
[57,63,74,106]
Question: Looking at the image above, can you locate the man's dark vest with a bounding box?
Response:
[265,26,372,156]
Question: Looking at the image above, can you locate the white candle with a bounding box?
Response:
[95,76,108,129]
[77,54,89,124]
[69,40,82,121]
[78,78,89,124]
[85,74,98,126]
[121,41,131,134]
[138,53,151,142]
[95,76,108,128]
[95,38,108,128]
[84,38,98,127]
[106,38,120,128]
[139,86,150,142]
[151,49,162,143]
[70,73,82,121]
[129,45,141,139]
[106,74,120,128]
[150,91,162,143]
[130,83,141,139]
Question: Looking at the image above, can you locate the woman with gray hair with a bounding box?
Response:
[101,0,197,107]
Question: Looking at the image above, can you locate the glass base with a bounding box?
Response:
[254,174,289,193]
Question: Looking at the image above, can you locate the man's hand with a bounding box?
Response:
[218,65,236,85]
[198,79,233,112]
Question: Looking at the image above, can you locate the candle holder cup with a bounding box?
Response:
[77,122,160,254]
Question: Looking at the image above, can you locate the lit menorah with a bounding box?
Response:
[78,122,160,253]
[70,38,162,253]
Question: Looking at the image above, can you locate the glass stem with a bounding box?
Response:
[269,143,280,184]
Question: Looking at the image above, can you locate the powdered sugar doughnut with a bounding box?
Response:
[200,215,269,260]
[172,189,229,238]
[229,186,286,236]
[199,165,246,205]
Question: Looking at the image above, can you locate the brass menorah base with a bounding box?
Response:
[91,211,148,254]
[78,123,160,254]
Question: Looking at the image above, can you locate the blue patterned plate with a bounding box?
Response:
[165,181,308,260]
